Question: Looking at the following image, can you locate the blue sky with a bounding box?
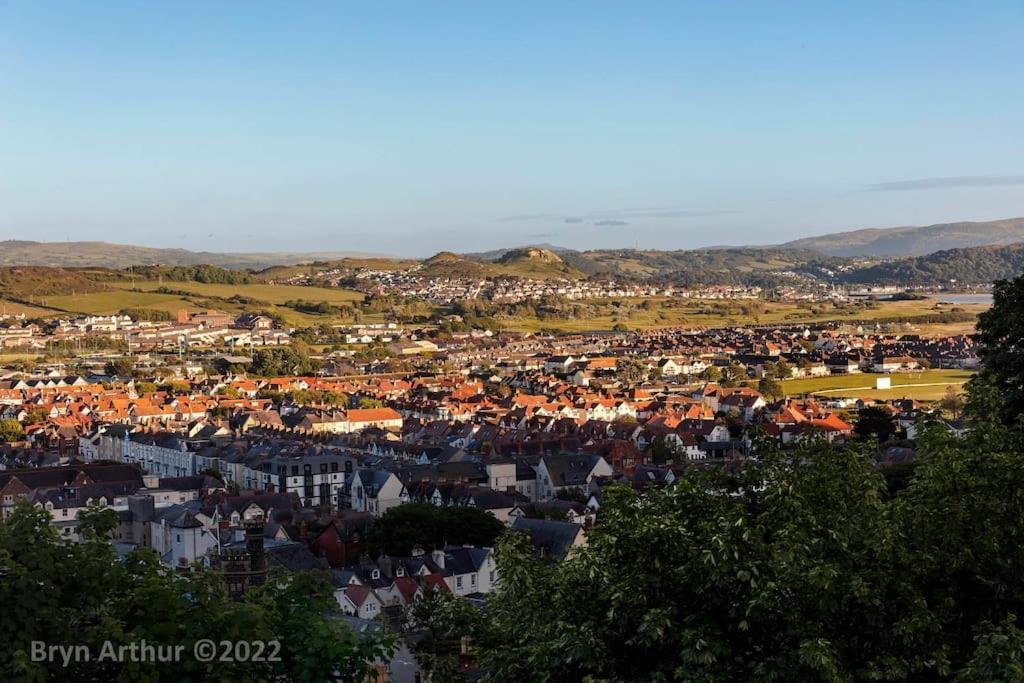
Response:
[1,1,1022,256]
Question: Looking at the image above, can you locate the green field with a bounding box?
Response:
[498,298,987,333]
[30,281,367,327]
[0,299,56,317]
[779,369,973,401]
[116,280,365,305]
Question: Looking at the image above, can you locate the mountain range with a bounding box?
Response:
[1,218,1023,288]
[778,218,1024,257]
[0,241,381,270]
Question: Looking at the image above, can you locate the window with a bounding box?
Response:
[456,576,463,588]
[470,574,476,586]
[176,534,181,543]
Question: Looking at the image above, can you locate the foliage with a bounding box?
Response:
[133,264,253,285]
[0,418,25,442]
[248,346,322,377]
[0,502,391,681]
[757,376,783,401]
[406,587,485,681]
[118,307,174,322]
[104,358,136,377]
[975,273,1024,425]
[616,356,650,385]
[480,400,1024,680]
[854,405,898,443]
[367,503,506,557]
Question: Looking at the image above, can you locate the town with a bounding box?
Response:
[0,298,981,678]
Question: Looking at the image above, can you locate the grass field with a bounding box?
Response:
[779,369,973,401]
[32,281,367,327]
[117,280,365,305]
[498,298,988,333]
[0,299,57,317]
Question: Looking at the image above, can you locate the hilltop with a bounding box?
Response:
[494,248,586,279]
[781,218,1024,257]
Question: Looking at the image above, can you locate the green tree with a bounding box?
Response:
[854,405,898,443]
[757,376,784,401]
[0,418,25,442]
[700,366,722,382]
[615,356,649,385]
[104,358,135,377]
[975,272,1024,425]
[406,588,485,681]
[0,502,391,681]
[367,503,505,557]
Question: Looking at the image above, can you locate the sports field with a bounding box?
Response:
[780,369,972,401]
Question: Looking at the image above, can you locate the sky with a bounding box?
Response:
[1,1,1023,257]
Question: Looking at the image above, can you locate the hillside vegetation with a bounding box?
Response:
[843,242,1024,285]
[0,267,109,299]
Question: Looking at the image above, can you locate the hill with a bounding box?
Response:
[781,218,1024,257]
[494,248,586,279]
[0,241,386,269]
[844,242,1024,285]
[420,252,496,278]
[0,267,109,300]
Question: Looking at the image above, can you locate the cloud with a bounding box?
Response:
[563,217,584,224]
[594,219,629,227]
[499,213,560,222]
[865,175,1024,192]
[526,232,554,238]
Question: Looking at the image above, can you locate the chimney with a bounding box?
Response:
[431,548,446,568]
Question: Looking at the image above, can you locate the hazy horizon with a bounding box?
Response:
[2,2,1023,255]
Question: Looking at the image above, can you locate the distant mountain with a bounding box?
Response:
[0,241,384,269]
[781,218,1024,257]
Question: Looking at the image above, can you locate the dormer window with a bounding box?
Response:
[396,567,405,577]
[371,569,380,580]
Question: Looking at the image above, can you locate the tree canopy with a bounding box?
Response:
[477,381,1024,680]
[367,503,506,557]
[0,502,391,681]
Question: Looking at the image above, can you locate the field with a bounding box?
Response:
[0,299,57,317]
[496,297,988,333]
[29,280,366,327]
[779,369,973,401]
[114,280,365,305]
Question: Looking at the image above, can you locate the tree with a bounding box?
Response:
[854,405,898,443]
[136,381,158,394]
[367,503,505,557]
[975,273,1024,425]
[700,366,722,383]
[406,588,485,681]
[615,357,649,385]
[757,376,784,401]
[0,418,25,443]
[104,358,135,377]
[774,360,793,379]
[0,502,391,681]
[480,409,1024,680]
[940,385,965,419]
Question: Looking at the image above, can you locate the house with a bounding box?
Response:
[510,517,586,559]
[342,469,408,516]
[535,453,613,500]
